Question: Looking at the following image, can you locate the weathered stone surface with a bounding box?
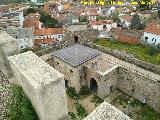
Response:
[84,101,132,120]
[8,51,68,120]
[0,70,12,120]
[0,31,19,79]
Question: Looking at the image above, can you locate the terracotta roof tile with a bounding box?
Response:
[34,38,57,45]
[120,15,133,23]
[144,20,160,35]
[90,20,113,25]
[34,28,64,36]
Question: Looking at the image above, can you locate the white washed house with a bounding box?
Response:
[143,21,160,45]
[90,20,117,31]
[34,28,65,41]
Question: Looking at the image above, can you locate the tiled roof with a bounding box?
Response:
[34,28,64,36]
[25,13,40,21]
[90,20,113,25]
[119,15,132,23]
[34,38,56,45]
[119,29,143,38]
[144,20,160,35]
[53,44,101,67]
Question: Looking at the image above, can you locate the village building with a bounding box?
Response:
[119,15,132,29]
[6,27,34,49]
[143,20,160,45]
[137,10,152,20]
[90,20,117,31]
[0,11,24,30]
[64,13,79,25]
[23,13,41,29]
[34,28,65,47]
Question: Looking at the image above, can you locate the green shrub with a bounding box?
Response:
[91,95,104,106]
[68,112,77,120]
[75,102,88,119]
[66,87,80,100]
[148,46,159,56]
[6,85,38,120]
[79,86,91,96]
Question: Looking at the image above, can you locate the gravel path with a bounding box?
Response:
[0,71,12,120]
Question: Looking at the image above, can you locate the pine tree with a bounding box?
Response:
[130,14,143,30]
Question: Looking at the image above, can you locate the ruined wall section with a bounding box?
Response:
[8,51,68,120]
[118,67,160,112]
[53,57,82,92]
[85,66,118,98]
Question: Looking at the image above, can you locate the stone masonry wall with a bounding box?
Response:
[85,66,118,98]
[52,57,82,92]
[8,52,68,120]
[118,67,160,112]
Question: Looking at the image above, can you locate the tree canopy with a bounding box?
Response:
[27,8,36,15]
[40,12,58,28]
[130,14,144,30]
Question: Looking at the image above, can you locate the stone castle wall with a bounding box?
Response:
[52,57,82,92]
[8,52,68,120]
[117,67,160,111]
[85,66,118,98]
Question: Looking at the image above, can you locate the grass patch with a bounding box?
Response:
[79,86,91,97]
[5,84,38,120]
[75,102,88,119]
[96,39,160,65]
[91,94,104,106]
[20,47,44,53]
[111,92,160,120]
[68,112,77,120]
[66,87,80,100]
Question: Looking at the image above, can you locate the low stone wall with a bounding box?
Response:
[83,43,160,75]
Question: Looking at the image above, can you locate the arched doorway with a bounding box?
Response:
[65,80,69,88]
[90,78,98,93]
[74,36,79,43]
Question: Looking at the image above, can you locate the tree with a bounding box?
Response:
[130,14,144,30]
[111,13,120,22]
[27,8,36,15]
[40,12,58,28]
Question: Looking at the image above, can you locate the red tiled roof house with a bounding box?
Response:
[34,28,65,47]
[143,21,160,45]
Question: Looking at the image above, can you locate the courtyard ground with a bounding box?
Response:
[67,89,160,120]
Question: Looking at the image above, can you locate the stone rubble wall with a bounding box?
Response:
[118,67,160,112]
[52,57,82,92]
[84,65,118,98]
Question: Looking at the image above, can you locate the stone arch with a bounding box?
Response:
[90,78,98,93]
